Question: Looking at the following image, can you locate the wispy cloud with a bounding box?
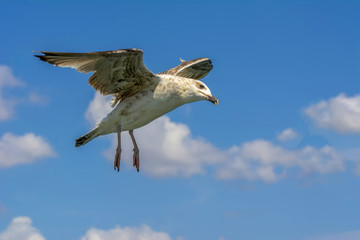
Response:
[27,92,50,106]
[0,216,45,240]
[277,128,298,141]
[339,148,360,175]
[0,133,56,168]
[0,65,24,121]
[305,93,360,134]
[81,224,172,240]
[0,65,49,122]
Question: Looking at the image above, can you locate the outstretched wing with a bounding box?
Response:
[159,58,213,80]
[35,48,156,96]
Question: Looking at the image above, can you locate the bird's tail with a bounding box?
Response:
[75,127,99,147]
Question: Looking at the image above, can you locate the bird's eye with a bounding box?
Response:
[199,84,205,89]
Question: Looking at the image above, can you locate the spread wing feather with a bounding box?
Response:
[159,58,213,80]
[35,49,156,96]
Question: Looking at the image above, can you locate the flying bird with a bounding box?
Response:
[35,48,219,172]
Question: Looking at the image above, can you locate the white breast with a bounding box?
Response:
[96,76,186,135]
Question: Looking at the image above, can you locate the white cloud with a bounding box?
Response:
[0,66,49,121]
[0,67,55,169]
[103,116,223,178]
[0,218,177,240]
[339,148,360,175]
[0,65,23,89]
[277,128,298,141]
[0,133,56,168]
[27,92,49,106]
[85,92,112,126]
[304,230,360,240]
[0,65,24,121]
[0,216,45,240]
[86,93,346,182]
[217,140,344,183]
[80,224,172,240]
[305,93,360,133]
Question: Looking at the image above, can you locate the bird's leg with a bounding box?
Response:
[129,130,140,172]
[114,125,122,172]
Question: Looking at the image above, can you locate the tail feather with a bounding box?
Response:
[75,128,99,147]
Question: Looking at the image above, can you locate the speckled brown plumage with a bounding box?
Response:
[35,48,156,99]
[159,58,213,80]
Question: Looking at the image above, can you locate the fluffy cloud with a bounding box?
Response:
[85,92,112,126]
[0,66,55,169]
[0,65,24,121]
[0,216,45,240]
[216,140,344,183]
[103,116,223,177]
[0,133,56,168]
[305,93,360,133]
[277,128,298,141]
[0,217,176,240]
[86,93,346,182]
[80,224,172,240]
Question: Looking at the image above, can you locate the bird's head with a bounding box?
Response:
[187,80,219,105]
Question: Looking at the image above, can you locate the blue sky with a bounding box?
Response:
[0,0,360,240]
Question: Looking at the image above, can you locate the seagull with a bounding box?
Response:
[35,48,219,172]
